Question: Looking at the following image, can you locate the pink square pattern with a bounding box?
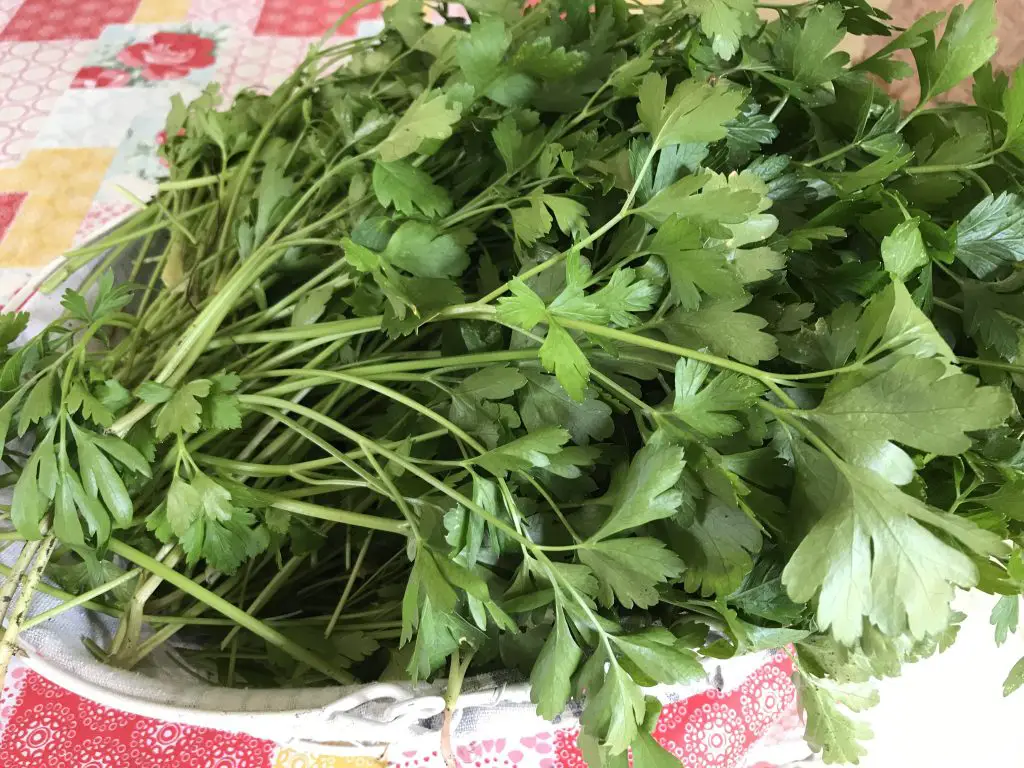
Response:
[255,0,380,37]
[0,0,141,41]
[216,35,315,99]
[0,41,93,166]
[73,200,134,245]
[188,0,265,32]
[0,192,25,242]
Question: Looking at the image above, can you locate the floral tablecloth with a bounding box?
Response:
[0,0,383,304]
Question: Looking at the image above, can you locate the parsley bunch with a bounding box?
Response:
[3,0,1024,762]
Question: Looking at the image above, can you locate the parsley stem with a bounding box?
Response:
[252,369,486,452]
[248,491,410,536]
[962,167,993,196]
[477,143,658,305]
[958,357,1024,375]
[209,316,384,346]
[933,297,963,315]
[108,539,354,683]
[158,174,225,191]
[219,554,308,649]
[801,141,861,168]
[554,319,800,408]
[760,401,844,466]
[905,160,994,175]
[23,568,142,630]
[342,349,538,376]
[325,530,374,638]
[768,93,790,122]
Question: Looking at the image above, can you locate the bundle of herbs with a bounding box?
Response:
[3,0,1024,762]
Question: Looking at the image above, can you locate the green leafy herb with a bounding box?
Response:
[4,0,1024,761]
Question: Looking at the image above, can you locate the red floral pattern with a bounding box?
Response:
[0,665,275,767]
[116,32,216,80]
[71,65,132,88]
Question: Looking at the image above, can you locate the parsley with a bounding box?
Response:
[4,0,1024,762]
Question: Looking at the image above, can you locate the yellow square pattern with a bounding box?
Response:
[0,148,117,269]
[132,0,191,22]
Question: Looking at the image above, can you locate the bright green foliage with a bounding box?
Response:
[797,672,873,764]
[5,0,1024,761]
[783,444,1005,645]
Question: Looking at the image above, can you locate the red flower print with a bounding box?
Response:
[71,66,132,88]
[156,128,186,168]
[117,32,216,81]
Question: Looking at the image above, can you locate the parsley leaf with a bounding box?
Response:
[881,219,929,281]
[154,379,212,440]
[684,0,755,60]
[639,74,745,148]
[915,0,997,104]
[664,298,778,364]
[372,160,453,217]
[472,426,571,475]
[954,192,1024,278]
[671,498,763,597]
[783,443,1005,644]
[804,356,1012,483]
[377,90,461,161]
[661,358,764,438]
[797,672,873,764]
[773,5,849,90]
[579,537,685,609]
[530,607,582,719]
[519,372,613,445]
